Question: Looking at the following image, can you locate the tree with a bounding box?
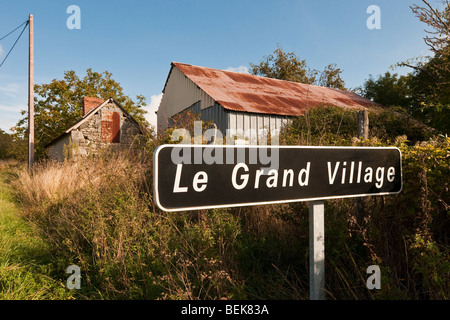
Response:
[250,45,346,89]
[403,0,449,89]
[400,0,450,133]
[361,72,412,110]
[0,129,26,160]
[316,63,346,90]
[408,53,450,132]
[361,68,449,133]
[250,45,317,84]
[361,1,450,133]
[11,69,148,159]
[410,0,449,58]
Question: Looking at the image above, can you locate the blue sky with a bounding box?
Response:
[0,0,440,132]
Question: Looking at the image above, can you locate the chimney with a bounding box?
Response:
[82,97,103,116]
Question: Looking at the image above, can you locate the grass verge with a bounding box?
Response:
[0,160,76,300]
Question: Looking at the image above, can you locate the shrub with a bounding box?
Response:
[280,105,434,146]
[279,107,448,299]
[280,106,357,146]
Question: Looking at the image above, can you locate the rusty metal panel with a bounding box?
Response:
[101,111,121,143]
[112,112,120,143]
[101,111,112,143]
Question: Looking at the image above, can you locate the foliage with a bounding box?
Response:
[407,52,450,132]
[360,65,449,134]
[0,129,26,161]
[250,45,316,84]
[159,110,217,145]
[407,0,449,94]
[280,105,433,146]
[250,45,346,89]
[0,162,76,299]
[359,72,412,110]
[11,69,148,159]
[280,106,356,146]
[282,112,449,299]
[368,107,435,143]
[410,0,449,57]
[315,63,346,90]
[358,1,450,134]
[386,137,449,299]
[279,107,449,299]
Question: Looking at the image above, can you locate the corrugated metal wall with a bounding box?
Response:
[157,66,216,133]
[201,103,228,135]
[228,111,290,145]
[198,104,290,145]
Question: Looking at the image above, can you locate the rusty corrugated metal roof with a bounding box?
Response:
[171,62,380,116]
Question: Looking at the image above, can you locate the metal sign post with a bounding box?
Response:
[309,200,325,300]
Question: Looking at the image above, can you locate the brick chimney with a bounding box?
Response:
[82,97,103,116]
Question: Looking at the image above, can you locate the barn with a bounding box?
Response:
[157,62,380,144]
[47,97,143,161]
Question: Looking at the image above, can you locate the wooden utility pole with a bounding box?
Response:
[28,14,34,170]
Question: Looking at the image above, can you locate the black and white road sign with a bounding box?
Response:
[153,145,402,211]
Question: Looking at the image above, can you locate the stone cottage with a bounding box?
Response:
[47,97,143,161]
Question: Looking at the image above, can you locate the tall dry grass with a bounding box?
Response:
[12,149,244,299]
[14,152,144,207]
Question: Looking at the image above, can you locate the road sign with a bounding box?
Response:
[153,145,402,212]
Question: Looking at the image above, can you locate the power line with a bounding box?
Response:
[0,20,29,69]
[0,20,28,41]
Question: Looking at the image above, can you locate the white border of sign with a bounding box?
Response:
[154,144,403,212]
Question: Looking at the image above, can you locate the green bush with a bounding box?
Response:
[369,107,434,143]
[280,106,434,146]
[280,106,356,146]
